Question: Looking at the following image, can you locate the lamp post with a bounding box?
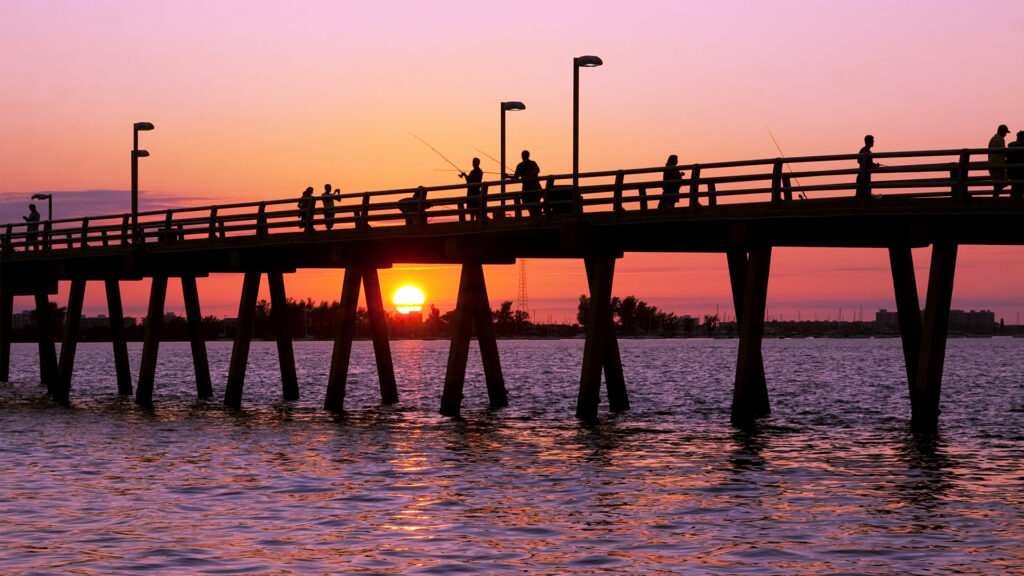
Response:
[500,101,526,202]
[131,122,154,231]
[30,193,52,221]
[573,55,602,192]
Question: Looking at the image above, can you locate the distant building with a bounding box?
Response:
[876,308,995,331]
[12,310,33,329]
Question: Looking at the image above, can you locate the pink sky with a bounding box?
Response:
[2,1,1023,321]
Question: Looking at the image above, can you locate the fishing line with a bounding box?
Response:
[410,132,464,174]
[767,127,807,199]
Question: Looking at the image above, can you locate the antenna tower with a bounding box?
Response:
[516,258,529,317]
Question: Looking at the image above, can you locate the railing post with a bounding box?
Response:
[479,183,489,221]
[163,211,174,244]
[613,171,624,212]
[257,202,268,238]
[638,186,648,212]
[42,221,51,250]
[707,181,718,207]
[688,165,702,208]
[952,150,970,199]
[209,207,219,240]
[771,158,783,204]
[121,215,130,246]
[416,188,427,225]
[359,193,370,229]
[782,175,793,202]
[80,218,89,248]
[3,224,11,253]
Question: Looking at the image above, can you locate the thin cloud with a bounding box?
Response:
[0,190,214,223]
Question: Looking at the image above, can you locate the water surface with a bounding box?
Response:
[2,338,1022,574]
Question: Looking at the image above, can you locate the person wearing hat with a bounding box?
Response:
[988,124,1010,196]
[1007,130,1024,200]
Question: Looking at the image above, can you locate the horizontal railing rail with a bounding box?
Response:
[2,147,1022,254]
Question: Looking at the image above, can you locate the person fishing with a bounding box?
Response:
[509,150,542,216]
[459,158,484,220]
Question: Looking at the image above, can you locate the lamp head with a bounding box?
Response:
[135,150,150,158]
[134,122,155,131]
[31,193,52,200]
[501,101,526,111]
[574,55,603,68]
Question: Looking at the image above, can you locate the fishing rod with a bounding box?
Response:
[473,147,505,169]
[435,168,502,175]
[410,132,465,175]
[766,127,807,199]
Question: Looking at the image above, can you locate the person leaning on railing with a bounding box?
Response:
[856,135,880,199]
[1007,130,1024,200]
[988,124,1010,197]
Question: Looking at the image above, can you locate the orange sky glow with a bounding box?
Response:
[2,1,1023,322]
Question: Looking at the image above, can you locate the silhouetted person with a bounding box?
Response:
[1007,130,1024,200]
[856,134,880,199]
[398,186,427,225]
[510,150,542,216]
[23,203,40,250]
[988,124,1010,196]
[321,183,340,229]
[459,158,484,220]
[298,186,314,231]
[659,154,686,209]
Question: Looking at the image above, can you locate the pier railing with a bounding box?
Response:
[3,147,1021,253]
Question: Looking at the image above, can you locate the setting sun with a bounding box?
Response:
[393,285,425,314]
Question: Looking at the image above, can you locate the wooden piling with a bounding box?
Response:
[181,276,213,398]
[224,271,260,408]
[136,276,168,405]
[468,264,508,408]
[361,268,399,404]
[888,246,922,391]
[53,278,86,406]
[104,279,133,395]
[324,267,361,411]
[441,264,476,417]
[267,271,300,401]
[0,286,12,382]
[727,249,767,408]
[34,290,58,393]
[731,247,772,422]
[440,263,508,416]
[585,257,628,412]
[577,255,616,421]
[912,243,958,429]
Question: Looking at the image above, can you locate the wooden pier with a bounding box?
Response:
[2,147,1022,429]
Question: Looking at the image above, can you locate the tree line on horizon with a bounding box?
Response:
[9,294,718,341]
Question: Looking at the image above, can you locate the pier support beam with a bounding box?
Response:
[267,271,300,401]
[324,267,362,411]
[1,286,12,382]
[53,279,86,406]
[577,255,618,421]
[136,276,168,405]
[441,263,507,417]
[34,290,58,394]
[225,271,260,409]
[105,280,133,395]
[730,247,772,422]
[181,276,213,399]
[584,256,629,412]
[888,246,922,391]
[362,269,399,404]
[912,243,958,430]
